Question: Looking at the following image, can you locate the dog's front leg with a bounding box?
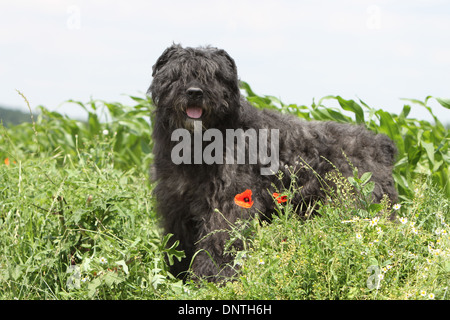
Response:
[190,219,240,282]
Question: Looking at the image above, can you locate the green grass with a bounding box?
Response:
[0,84,448,299]
[189,173,449,300]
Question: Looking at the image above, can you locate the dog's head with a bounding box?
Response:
[148,44,241,131]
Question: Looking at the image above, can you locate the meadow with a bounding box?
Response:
[0,84,448,300]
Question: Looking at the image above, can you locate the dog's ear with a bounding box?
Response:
[152,44,181,77]
[216,49,237,75]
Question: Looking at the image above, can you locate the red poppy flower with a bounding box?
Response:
[273,192,288,204]
[234,189,254,208]
[4,158,10,166]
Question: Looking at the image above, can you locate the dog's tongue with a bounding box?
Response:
[186,107,203,119]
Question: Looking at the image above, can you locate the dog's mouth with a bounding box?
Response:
[186,106,203,119]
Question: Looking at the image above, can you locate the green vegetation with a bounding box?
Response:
[0,84,448,299]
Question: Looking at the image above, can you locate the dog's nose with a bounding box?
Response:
[186,87,203,99]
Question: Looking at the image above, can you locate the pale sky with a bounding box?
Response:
[1,0,449,123]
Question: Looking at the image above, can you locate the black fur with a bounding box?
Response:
[147,44,398,282]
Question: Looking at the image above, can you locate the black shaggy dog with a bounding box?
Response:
[148,44,397,282]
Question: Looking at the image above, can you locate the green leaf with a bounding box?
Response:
[407,147,422,167]
[421,141,435,166]
[336,96,365,124]
[166,242,186,266]
[360,172,373,185]
[87,277,102,298]
[128,95,148,104]
[116,260,129,275]
[436,97,450,109]
[368,257,378,266]
[325,108,353,123]
[347,176,357,187]
[317,96,359,123]
[368,203,383,213]
[363,181,375,196]
[103,272,124,286]
[10,265,22,281]
[240,81,257,97]
[161,234,186,265]
[149,272,166,290]
[81,257,92,272]
[376,110,400,142]
[401,97,442,125]
[88,113,101,134]
[400,98,426,107]
[399,104,411,120]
